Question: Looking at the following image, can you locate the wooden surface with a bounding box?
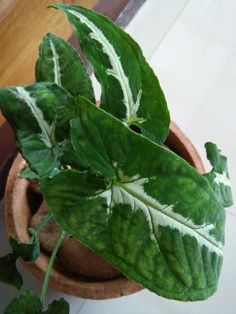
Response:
[0,0,17,22]
[0,0,97,88]
[0,113,4,125]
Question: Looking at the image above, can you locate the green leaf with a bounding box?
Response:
[36,33,95,103]
[40,168,108,200]
[4,291,42,314]
[41,97,225,301]
[60,140,90,171]
[0,83,76,176]
[0,253,23,289]
[43,299,69,314]
[204,142,233,208]
[4,291,69,314]
[20,165,39,180]
[10,228,40,262]
[51,4,170,144]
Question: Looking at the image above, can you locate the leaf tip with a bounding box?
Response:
[47,4,58,10]
[48,4,67,11]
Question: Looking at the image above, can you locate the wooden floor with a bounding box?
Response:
[0,0,96,87]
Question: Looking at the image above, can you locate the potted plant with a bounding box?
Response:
[0,4,233,313]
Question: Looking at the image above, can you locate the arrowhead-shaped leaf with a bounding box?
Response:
[36,33,95,103]
[4,291,42,314]
[0,83,78,176]
[50,4,170,144]
[0,253,23,289]
[10,228,40,262]
[41,97,225,301]
[204,142,233,207]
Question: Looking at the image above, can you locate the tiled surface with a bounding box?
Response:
[1,0,236,313]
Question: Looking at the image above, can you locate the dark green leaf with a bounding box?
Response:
[0,253,23,289]
[60,140,90,171]
[10,228,40,262]
[40,168,108,200]
[43,299,69,314]
[20,165,39,180]
[51,4,170,144]
[4,291,42,314]
[204,142,233,207]
[36,33,95,102]
[41,97,225,301]
[0,83,77,176]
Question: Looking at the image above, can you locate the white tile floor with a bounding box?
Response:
[1,0,236,313]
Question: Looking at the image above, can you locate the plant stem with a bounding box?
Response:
[28,212,53,244]
[40,230,66,305]
[36,212,54,233]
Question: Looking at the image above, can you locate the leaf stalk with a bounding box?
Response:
[40,230,66,305]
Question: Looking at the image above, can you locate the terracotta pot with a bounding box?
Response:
[3,121,205,300]
[59,237,122,279]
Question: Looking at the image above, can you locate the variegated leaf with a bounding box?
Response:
[0,83,76,176]
[204,142,233,207]
[50,4,170,144]
[36,33,95,102]
[41,97,225,301]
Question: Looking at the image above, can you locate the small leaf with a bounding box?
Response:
[51,4,170,144]
[43,299,69,314]
[10,228,40,262]
[204,142,233,207]
[0,253,23,289]
[20,165,39,180]
[41,97,225,301]
[36,33,95,102]
[4,290,42,314]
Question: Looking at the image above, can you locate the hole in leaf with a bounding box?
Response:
[129,124,141,134]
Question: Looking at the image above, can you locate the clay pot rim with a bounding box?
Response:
[3,121,205,300]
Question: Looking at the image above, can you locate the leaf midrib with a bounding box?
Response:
[49,39,62,86]
[114,180,222,254]
[68,9,135,119]
[14,87,54,148]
